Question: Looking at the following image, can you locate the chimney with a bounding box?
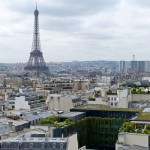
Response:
[22,135,26,141]
[48,126,54,137]
[8,122,13,128]
[45,135,49,141]
[62,132,64,138]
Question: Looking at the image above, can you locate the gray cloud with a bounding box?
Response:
[41,17,82,32]
[6,0,120,17]
[129,0,150,7]
[0,0,149,62]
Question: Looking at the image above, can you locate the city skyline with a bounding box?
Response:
[0,0,150,62]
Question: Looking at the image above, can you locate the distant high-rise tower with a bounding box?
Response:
[24,5,49,75]
[119,60,126,74]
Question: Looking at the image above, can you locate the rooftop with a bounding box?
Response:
[0,117,28,126]
[134,112,150,121]
[76,104,141,112]
[58,112,85,118]
[21,111,53,122]
[1,128,67,143]
[1,137,67,142]
[143,108,150,112]
[117,145,149,150]
[0,123,12,135]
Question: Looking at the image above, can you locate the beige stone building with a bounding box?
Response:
[46,94,83,112]
[6,78,22,91]
[73,80,89,92]
[116,132,150,150]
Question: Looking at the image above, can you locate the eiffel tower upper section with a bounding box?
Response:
[24,5,49,76]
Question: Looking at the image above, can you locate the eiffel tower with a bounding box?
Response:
[24,5,49,76]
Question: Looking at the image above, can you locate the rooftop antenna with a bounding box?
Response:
[133,54,135,61]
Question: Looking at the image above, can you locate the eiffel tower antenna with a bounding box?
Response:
[36,2,37,10]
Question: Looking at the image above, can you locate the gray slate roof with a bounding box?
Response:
[21,111,53,122]
[0,123,12,135]
[117,145,149,150]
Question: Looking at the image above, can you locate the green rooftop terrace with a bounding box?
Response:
[76,104,141,112]
[134,112,150,121]
[120,122,150,134]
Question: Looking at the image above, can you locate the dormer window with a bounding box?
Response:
[30,143,33,148]
[60,143,64,149]
[41,143,45,148]
[53,143,56,149]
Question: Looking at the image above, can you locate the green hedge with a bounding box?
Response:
[40,116,58,124]
[88,97,96,101]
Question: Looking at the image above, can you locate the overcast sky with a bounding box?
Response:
[0,0,150,63]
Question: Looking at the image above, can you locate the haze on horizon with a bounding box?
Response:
[0,0,150,63]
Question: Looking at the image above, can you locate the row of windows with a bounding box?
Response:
[0,142,65,149]
[108,97,117,101]
[110,102,118,106]
[9,102,15,104]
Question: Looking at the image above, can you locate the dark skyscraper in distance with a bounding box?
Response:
[24,5,49,75]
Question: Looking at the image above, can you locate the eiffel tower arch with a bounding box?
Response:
[24,5,49,76]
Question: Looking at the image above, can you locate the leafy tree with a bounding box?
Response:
[39,95,43,99]
[126,125,133,132]
[136,129,142,133]
[40,116,58,124]
[146,124,150,130]
[65,118,73,125]
[88,97,95,101]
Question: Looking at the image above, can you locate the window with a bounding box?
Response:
[60,143,64,149]
[41,143,45,148]
[53,143,56,149]
[2,143,9,148]
[30,143,33,148]
[9,102,15,104]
